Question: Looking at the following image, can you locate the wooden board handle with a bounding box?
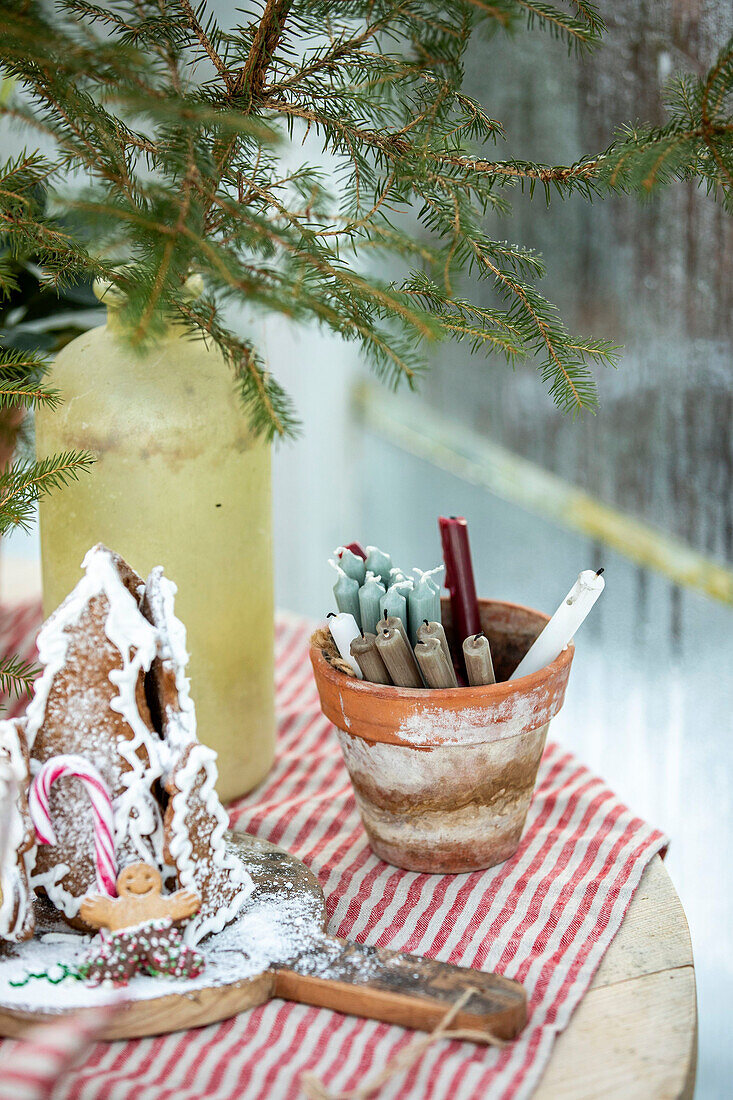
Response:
[273,936,526,1040]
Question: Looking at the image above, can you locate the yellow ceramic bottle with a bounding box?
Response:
[35,281,275,801]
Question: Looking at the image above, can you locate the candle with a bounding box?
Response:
[379,581,411,636]
[463,631,496,686]
[329,559,362,630]
[327,612,363,678]
[388,567,412,588]
[407,566,443,645]
[381,612,412,652]
[358,571,386,635]
[415,635,458,689]
[365,545,392,588]
[350,632,392,684]
[439,516,481,662]
[335,546,366,586]
[421,565,443,593]
[380,614,423,683]
[417,619,452,668]
[375,625,423,688]
[509,568,606,680]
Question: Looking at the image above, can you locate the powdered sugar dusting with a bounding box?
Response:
[0,841,326,1014]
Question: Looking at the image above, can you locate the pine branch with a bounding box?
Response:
[509,0,603,51]
[0,654,39,702]
[0,451,95,534]
[177,0,234,90]
[0,0,729,440]
[177,296,299,441]
[0,348,60,411]
[232,0,294,100]
[600,38,733,209]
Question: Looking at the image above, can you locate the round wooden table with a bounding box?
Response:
[536,856,697,1099]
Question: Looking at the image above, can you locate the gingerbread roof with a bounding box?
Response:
[26,545,164,919]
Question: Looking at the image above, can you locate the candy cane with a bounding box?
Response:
[29,754,117,897]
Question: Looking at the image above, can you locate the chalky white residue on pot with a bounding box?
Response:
[395,686,549,747]
[337,724,547,797]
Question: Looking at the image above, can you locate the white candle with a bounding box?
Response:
[327,613,364,679]
[509,569,605,680]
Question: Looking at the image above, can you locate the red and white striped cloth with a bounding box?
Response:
[0,605,667,1100]
[0,1004,122,1100]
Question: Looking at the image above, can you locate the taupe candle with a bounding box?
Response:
[375,626,423,688]
[416,619,452,668]
[381,611,411,650]
[415,635,458,689]
[463,631,496,686]
[350,632,392,685]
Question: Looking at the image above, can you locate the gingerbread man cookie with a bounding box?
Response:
[80,863,204,986]
[80,863,200,932]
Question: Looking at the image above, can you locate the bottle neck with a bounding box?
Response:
[95,274,203,342]
[105,306,189,343]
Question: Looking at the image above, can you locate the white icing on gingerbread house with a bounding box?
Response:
[166,743,254,945]
[0,718,36,942]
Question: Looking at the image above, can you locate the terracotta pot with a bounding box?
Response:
[310,598,574,874]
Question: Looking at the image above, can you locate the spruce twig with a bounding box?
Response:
[0,451,95,534]
[0,655,39,702]
[0,3,729,440]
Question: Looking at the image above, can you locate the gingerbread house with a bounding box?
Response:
[0,544,253,947]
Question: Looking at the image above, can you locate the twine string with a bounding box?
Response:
[311,627,357,677]
[300,986,505,1100]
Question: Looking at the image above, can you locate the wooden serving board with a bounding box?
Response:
[0,833,526,1041]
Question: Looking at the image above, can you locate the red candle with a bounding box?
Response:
[439,516,481,659]
[342,542,367,561]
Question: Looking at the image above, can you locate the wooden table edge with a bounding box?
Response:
[535,855,697,1100]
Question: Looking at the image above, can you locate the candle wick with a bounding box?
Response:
[595,567,605,576]
[327,612,337,618]
[384,610,388,620]
[423,619,429,626]
[474,630,485,640]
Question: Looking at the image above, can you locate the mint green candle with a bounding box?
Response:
[365,545,392,588]
[358,571,386,635]
[379,580,411,634]
[330,559,362,629]
[336,546,366,586]
[388,567,412,588]
[407,566,444,645]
